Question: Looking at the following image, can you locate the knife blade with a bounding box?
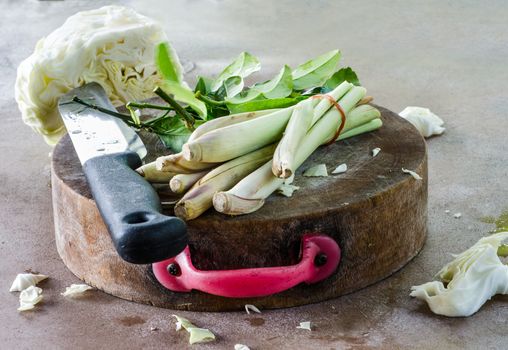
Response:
[58,82,187,264]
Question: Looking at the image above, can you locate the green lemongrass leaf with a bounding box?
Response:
[226,96,306,114]
[224,76,244,98]
[194,76,214,94]
[292,50,341,90]
[324,67,360,89]
[252,65,293,98]
[161,81,207,119]
[211,52,261,92]
[155,42,183,83]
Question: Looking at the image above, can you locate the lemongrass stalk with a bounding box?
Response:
[136,162,176,183]
[311,81,353,124]
[170,170,209,194]
[272,81,355,178]
[187,109,279,142]
[343,104,381,131]
[213,86,367,215]
[155,152,218,173]
[174,144,276,220]
[356,96,373,106]
[182,108,293,163]
[182,83,353,163]
[213,161,275,214]
[337,118,383,141]
[272,99,314,178]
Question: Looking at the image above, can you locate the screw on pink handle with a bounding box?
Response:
[152,234,341,298]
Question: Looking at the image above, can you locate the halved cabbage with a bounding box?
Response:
[15,5,183,144]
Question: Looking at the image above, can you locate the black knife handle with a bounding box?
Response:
[83,151,188,264]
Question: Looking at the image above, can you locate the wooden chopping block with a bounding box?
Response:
[51,105,427,311]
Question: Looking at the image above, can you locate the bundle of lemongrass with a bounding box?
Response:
[136,81,382,220]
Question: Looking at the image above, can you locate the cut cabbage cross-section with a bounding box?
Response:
[15,5,183,144]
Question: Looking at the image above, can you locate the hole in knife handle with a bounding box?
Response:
[167,263,181,276]
[122,212,156,224]
[314,253,328,267]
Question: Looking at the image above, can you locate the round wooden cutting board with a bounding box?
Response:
[51,105,427,311]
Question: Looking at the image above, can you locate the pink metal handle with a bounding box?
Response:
[152,234,340,298]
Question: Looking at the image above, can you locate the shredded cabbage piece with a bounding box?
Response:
[173,315,215,345]
[402,168,422,180]
[296,321,312,331]
[10,273,48,292]
[303,164,328,177]
[235,344,251,350]
[244,304,261,314]
[61,283,93,297]
[277,184,300,197]
[18,286,43,311]
[332,163,347,174]
[399,106,445,138]
[410,231,508,317]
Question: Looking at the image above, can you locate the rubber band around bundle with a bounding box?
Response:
[311,94,347,145]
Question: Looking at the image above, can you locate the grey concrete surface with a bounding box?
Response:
[1,0,507,349]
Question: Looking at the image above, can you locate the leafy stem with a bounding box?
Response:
[71,97,137,127]
[154,87,195,130]
[195,91,227,106]
[126,101,173,111]
[70,96,174,135]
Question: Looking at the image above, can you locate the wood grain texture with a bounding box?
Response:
[51,105,427,311]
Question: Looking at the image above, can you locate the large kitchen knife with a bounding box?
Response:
[58,82,187,264]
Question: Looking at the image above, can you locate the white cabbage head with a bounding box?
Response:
[15,5,183,144]
[410,231,508,317]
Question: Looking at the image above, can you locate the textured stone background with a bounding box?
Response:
[1,1,507,349]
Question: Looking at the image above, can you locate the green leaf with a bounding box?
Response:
[158,130,191,153]
[155,42,183,83]
[292,50,341,90]
[211,52,261,92]
[226,96,306,114]
[225,88,262,104]
[224,76,244,98]
[161,81,207,120]
[252,65,293,98]
[224,65,293,104]
[300,86,331,96]
[156,42,206,119]
[194,76,213,94]
[324,67,360,89]
[156,117,204,152]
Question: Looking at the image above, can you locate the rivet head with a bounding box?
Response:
[167,263,181,276]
